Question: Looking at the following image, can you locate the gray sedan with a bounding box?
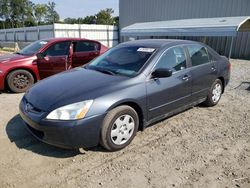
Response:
[19,39,231,151]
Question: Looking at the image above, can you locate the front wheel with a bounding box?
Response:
[204,79,223,107]
[7,70,34,93]
[100,105,139,151]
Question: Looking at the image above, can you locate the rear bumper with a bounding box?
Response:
[19,100,106,149]
[224,70,230,87]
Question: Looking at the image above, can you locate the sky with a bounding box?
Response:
[31,0,119,19]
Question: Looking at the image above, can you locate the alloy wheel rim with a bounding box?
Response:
[13,74,30,89]
[212,83,222,103]
[110,114,135,145]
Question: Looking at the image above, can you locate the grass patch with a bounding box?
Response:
[0,47,15,52]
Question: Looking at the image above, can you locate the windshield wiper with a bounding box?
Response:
[88,67,117,76]
[96,68,117,75]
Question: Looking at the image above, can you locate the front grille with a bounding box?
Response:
[23,97,43,114]
[29,105,43,113]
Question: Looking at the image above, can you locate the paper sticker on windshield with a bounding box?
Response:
[137,48,155,53]
[40,41,48,45]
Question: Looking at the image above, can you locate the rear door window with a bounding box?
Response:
[44,41,71,56]
[187,45,210,66]
[75,41,100,52]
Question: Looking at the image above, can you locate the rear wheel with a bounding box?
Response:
[7,70,34,93]
[204,79,223,107]
[100,105,139,151]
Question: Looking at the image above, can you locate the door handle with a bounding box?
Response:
[32,60,37,65]
[211,66,216,72]
[182,75,191,81]
[90,51,99,55]
[44,56,49,61]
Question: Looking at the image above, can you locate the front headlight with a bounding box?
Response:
[46,100,93,120]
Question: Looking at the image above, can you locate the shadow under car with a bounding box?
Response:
[6,115,81,158]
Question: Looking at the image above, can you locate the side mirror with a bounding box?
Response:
[36,53,45,59]
[151,68,173,78]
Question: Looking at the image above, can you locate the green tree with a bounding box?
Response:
[0,0,8,28]
[114,16,119,26]
[82,15,96,24]
[9,0,29,27]
[23,1,36,27]
[64,17,78,24]
[1,0,13,28]
[76,17,85,24]
[0,0,60,28]
[63,8,117,25]
[34,4,47,25]
[96,8,115,25]
[0,0,36,28]
[45,1,60,24]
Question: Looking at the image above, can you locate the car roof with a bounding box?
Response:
[120,39,201,49]
[41,38,94,43]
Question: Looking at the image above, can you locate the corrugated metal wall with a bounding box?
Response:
[120,0,250,59]
[0,25,54,42]
[0,24,119,48]
[54,24,118,47]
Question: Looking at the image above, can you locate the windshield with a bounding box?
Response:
[18,40,48,56]
[86,46,157,76]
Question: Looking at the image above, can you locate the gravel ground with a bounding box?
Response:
[0,59,249,188]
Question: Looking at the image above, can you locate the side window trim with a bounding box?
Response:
[183,45,192,68]
[204,46,212,62]
[207,48,217,63]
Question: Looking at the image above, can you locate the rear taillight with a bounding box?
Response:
[228,62,231,71]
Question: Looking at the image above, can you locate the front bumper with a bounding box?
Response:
[19,99,106,149]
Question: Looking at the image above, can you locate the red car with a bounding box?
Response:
[0,38,108,93]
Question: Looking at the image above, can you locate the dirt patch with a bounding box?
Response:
[0,59,249,188]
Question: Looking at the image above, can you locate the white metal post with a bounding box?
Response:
[37,28,40,40]
[78,24,82,38]
[107,26,110,48]
[228,36,234,59]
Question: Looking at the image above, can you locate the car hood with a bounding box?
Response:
[25,67,129,111]
[0,53,29,63]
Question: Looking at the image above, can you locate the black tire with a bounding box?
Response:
[100,105,139,151]
[204,79,223,107]
[7,69,34,93]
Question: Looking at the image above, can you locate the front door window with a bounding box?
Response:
[44,41,71,57]
[154,46,187,72]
